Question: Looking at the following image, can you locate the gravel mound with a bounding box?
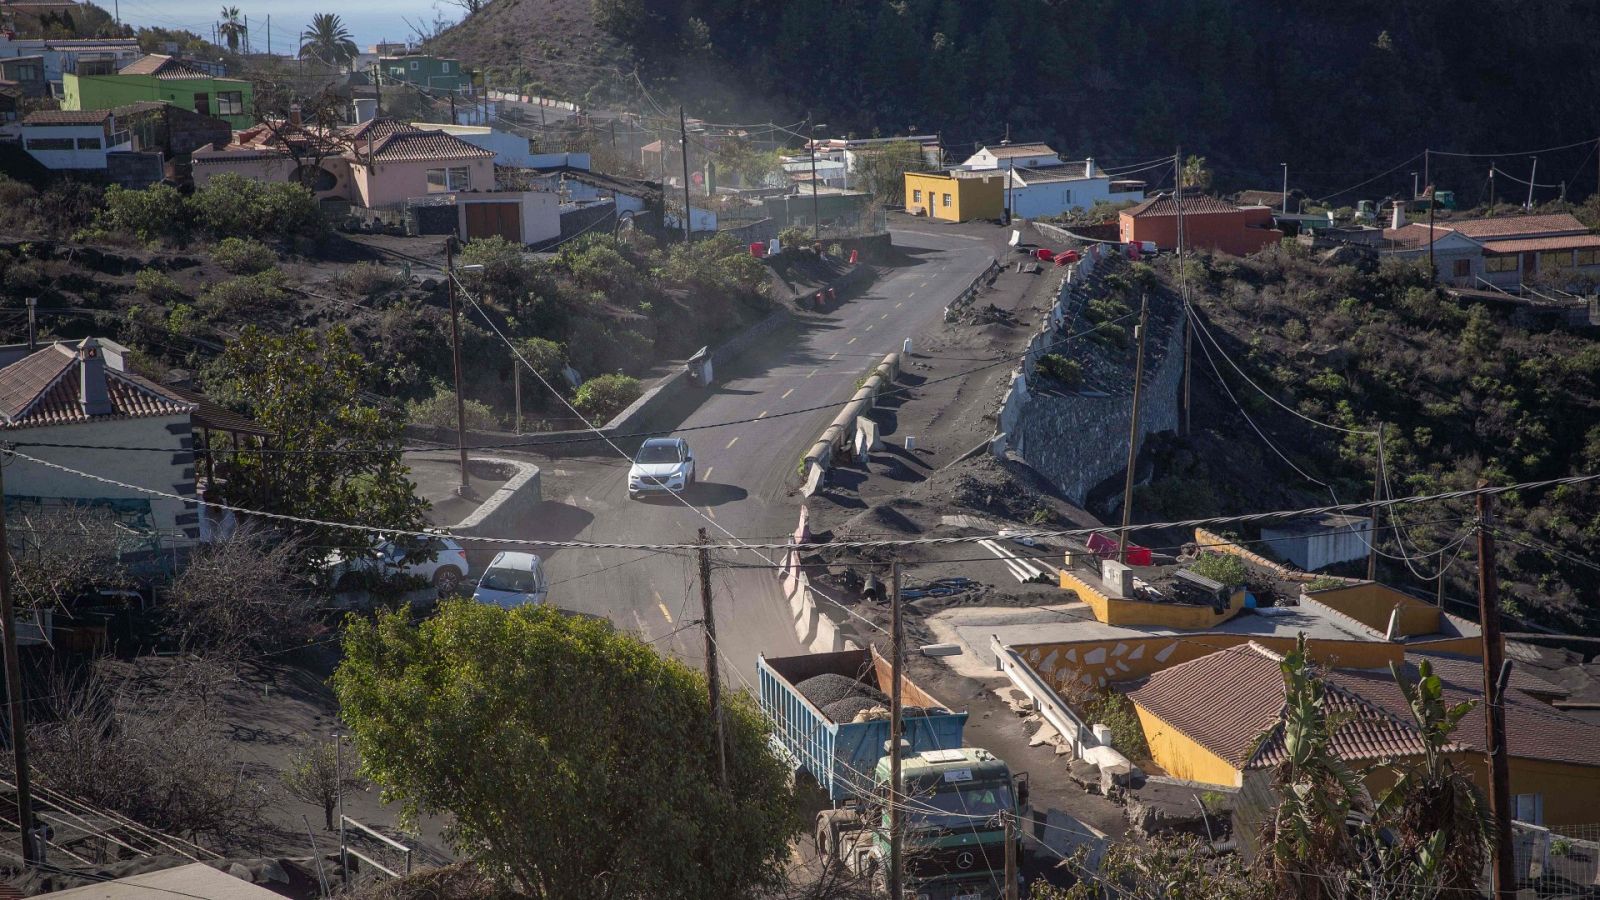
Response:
[798,673,889,717]
[824,696,887,722]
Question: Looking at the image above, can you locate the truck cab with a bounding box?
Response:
[817,747,1024,900]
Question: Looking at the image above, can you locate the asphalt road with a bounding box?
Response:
[530,226,998,687]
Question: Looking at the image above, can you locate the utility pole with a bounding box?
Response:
[1489,162,1495,210]
[1525,156,1538,210]
[679,106,692,243]
[1476,487,1516,900]
[1280,162,1288,214]
[512,365,521,434]
[24,298,36,352]
[449,93,457,126]
[1118,295,1150,561]
[243,14,248,55]
[1003,811,1019,900]
[0,457,37,868]
[373,64,383,118]
[1176,147,1190,437]
[697,529,727,790]
[887,561,904,900]
[1366,424,1386,581]
[1428,186,1437,282]
[445,239,469,496]
[1006,157,1015,224]
[809,124,825,242]
[1411,171,1419,201]
[266,14,270,55]
[1423,149,1430,198]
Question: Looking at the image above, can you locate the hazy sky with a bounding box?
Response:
[113,1,455,50]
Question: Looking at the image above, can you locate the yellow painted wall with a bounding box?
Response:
[1310,583,1442,636]
[903,172,1003,222]
[1134,705,1242,787]
[1019,634,1405,690]
[1057,568,1245,629]
[1408,635,1482,657]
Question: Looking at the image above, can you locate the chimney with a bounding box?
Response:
[289,103,302,127]
[1391,201,1404,230]
[1086,156,1094,178]
[77,337,112,417]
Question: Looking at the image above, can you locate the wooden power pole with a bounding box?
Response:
[679,106,693,243]
[696,529,727,790]
[1476,489,1516,898]
[0,456,36,867]
[887,561,904,900]
[1366,424,1386,581]
[445,239,469,496]
[1004,811,1019,900]
[1118,295,1150,561]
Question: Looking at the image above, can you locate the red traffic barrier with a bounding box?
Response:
[1053,253,1071,266]
[1058,249,1081,264]
[1126,242,1142,260]
[827,287,837,302]
[749,241,767,258]
[1085,532,1153,567]
[1034,248,1056,262]
[816,291,826,308]
[848,249,859,264]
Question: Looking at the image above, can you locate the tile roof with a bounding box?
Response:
[1123,194,1248,217]
[1447,213,1588,239]
[116,54,213,80]
[1479,234,1600,254]
[22,108,112,125]
[343,117,416,143]
[359,129,495,163]
[1380,223,1461,249]
[1125,643,1600,773]
[981,142,1057,158]
[0,342,195,430]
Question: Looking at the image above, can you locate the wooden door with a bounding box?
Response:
[464,202,522,243]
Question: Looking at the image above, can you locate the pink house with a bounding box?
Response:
[346,127,495,209]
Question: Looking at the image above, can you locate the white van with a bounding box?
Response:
[472,552,548,608]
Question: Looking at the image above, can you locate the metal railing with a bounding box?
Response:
[340,815,412,880]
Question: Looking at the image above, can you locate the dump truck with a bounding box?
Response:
[759,648,1026,900]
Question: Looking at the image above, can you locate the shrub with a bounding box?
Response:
[1035,353,1082,388]
[658,233,767,297]
[406,384,500,432]
[98,184,189,242]
[134,268,183,302]
[778,225,811,251]
[197,270,289,318]
[1306,576,1345,592]
[1188,551,1248,587]
[211,237,278,274]
[515,336,566,385]
[166,303,199,336]
[459,235,537,301]
[188,174,322,241]
[335,261,407,298]
[572,373,642,420]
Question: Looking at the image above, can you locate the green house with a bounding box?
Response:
[378,54,470,92]
[63,54,254,130]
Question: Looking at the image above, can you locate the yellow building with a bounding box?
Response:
[903,170,1004,222]
[1124,642,1600,829]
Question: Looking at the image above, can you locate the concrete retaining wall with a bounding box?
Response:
[801,352,901,496]
[452,457,543,539]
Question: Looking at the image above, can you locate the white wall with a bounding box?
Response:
[965,147,1062,170]
[4,415,195,541]
[457,191,560,245]
[1009,177,1144,219]
[22,124,128,170]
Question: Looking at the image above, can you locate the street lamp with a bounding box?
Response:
[1280,162,1288,215]
[445,242,486,495]
[810,123,827,242]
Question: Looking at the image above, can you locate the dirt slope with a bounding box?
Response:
[425,0,630,101]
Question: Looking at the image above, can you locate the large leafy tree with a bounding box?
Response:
[334,601,799,899]
[202,326,425,546]
[298,13,357,69]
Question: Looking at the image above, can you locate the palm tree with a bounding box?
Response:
[299,13,358,70]
[218,6,247,54]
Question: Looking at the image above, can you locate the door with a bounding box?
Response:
[464,201,522,242]
[1452,258,1471,284]
[192,92,209,116]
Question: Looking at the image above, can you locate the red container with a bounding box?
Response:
[1058,249,1081,263]
[1035,248,1056,262]
[750,242,767,258]
[848,249,859,264]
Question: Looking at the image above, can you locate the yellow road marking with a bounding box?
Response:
[654,589,672,623]
[726,436,740,449]
[781,388,795,398]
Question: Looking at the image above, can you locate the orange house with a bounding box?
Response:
[1120,194,1282,256]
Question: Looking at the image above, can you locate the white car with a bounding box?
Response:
[326,535,469,595]
[627,437,696,499]
[472,552,549,608]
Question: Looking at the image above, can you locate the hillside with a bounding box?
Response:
[442,0,1600,202]
[425,0,634,108]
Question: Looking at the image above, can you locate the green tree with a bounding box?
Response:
[298,13,358,69]
[405,383,500,432]
[573,372,642,420]
[1188,551,1248,587]
[334,601,798,899]
[217,6,246,53]
[98,183,189,242]
[1182,155,1214,193]
[202,326,426,546]
[851,141,929,207]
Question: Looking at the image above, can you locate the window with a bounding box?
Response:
[911,189,922,204]
[409,61,420,71]
[14,63,39,81]
[216,91,243,116]
[1577,248,1600,267]
[942,193,951,207]
[1539,249,1573,270]
[75,137,101,149]
[441,62,450,73]
[25,137,74,151]
[426,166,471,192]
[1514,793,1543,825]
[1485,254,1518,273]
[192,92,209,116]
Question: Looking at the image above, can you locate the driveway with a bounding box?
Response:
[520,226,998,687]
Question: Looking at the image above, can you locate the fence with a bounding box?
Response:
[1518,821,1600,898]
[339,815,414,883]
[941,256,1003,321]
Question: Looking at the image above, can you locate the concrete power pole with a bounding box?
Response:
[1476,488,1516,899]
[1366,425,1386,582]
[697,528,727,790]
[1117,295,1150,561]
[679,106,692,243]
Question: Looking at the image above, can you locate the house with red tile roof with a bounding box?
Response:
[1441,212,1600,289]
[1119,193,1283,256]
[1124,641,1600,829]
[0,337,202,547]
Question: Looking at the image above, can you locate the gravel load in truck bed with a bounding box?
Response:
[797,673,889,711]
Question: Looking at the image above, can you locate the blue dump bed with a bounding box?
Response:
[759,648,969,801]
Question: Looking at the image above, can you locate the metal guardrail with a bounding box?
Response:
[992,634,1096,758]
[340,815,412,879]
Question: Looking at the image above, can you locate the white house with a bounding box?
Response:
[413,123,536,167]
[807,134,943,189]
[0,337,201,547]
[456,190,561,245]
[19,107,132,170]
[0,35,140,87]
[962,142,1063,171]
[1002,158,1146,219]
[781,157,847,188]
